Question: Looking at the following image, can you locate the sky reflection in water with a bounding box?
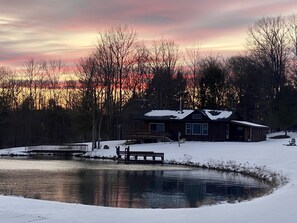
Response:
[0,159,270,208]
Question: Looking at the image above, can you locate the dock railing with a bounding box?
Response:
[116,146,164,163]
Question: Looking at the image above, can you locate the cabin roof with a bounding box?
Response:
[143,109,233,121]
[144,109,194,120]
[231,120,269,128]
[201,109,233,121]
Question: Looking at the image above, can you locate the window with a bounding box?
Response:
[185,123,192,135]
[202,123,208,135]
[149,123,165,132]
[192,123,201,135]
[185,123,208,136]
[192,114,202,120]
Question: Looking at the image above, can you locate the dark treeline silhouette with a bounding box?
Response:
[1,15,297,148]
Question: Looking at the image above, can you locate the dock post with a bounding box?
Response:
[125,146,130,163]
[115,146,120,159]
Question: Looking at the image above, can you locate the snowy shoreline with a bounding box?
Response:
[1,133,297,223]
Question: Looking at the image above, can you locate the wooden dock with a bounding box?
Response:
[116,146,164,164]
[26,144,88,156]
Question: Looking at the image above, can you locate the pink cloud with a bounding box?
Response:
[1,0,297,68]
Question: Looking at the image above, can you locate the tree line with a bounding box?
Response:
[1,15,297,148]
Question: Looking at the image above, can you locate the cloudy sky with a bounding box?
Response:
[1,0,297,68]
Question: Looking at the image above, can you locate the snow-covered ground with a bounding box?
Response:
[1,132,297,223]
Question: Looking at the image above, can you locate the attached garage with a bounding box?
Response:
[229,120,269,142]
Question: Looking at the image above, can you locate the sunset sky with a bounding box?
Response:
[1,0,297,68]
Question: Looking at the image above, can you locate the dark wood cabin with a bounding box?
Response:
[129,109,268,143]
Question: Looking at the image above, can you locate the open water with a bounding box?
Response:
[0,158,271,208]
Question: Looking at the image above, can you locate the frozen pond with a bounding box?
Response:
[0,158,271,208]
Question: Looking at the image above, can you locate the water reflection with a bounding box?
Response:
[0,159,270,208]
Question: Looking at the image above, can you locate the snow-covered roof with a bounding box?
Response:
[144,109,194,120]
[231,120,269,128]
[202,109,233,120]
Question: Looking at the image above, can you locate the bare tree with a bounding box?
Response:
[288,14,297,84]
[96,25,137,112]
[0,66,20,111]
[76,56,101,149]
[90,25,138,139]
[63,79,80,110]
[185,44,200,108]
[123,41,150,100]
[289,14,297,56]
[45,59,67,108]
[247,16,290,97]
[147,38,180,109]
[150,38,179,75]
[22,59,46,109]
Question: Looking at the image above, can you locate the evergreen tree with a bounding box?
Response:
[199,57,226,109]
[269,86,297,134]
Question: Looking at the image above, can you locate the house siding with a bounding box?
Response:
[144,120,229,141]
[251,128,267,141]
